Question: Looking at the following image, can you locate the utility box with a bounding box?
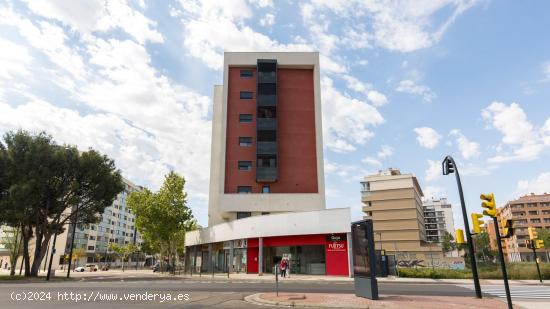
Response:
[351,219,378,299]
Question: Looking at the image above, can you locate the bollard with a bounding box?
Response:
[275,264,279,296]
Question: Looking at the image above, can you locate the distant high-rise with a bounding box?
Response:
[422,197,455,243]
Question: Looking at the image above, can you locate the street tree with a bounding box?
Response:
[474,231,496,263]
[0,130,124,276]
[441,231,456,254]
[127,172,197,273]
[107,243,138,271]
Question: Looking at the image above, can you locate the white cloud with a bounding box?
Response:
[367,90,388,107]
[341,75,387,106]
[423,186,446,200]
[396,79,435,102]
[425,159,441,181]
[362,156,382,167]
[516,173,550,196]
[482,102,545,163]
[450,129,480,160]
[249,0,273,8]
[542,62,550,81]
[23,0,164,44]
[322,76,384,153]
[259,13,275,26]
[300,0,479,53]
[414,127,441,149]
[377,145,393,158]
[0,37,32,79]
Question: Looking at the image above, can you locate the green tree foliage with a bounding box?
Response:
[441,231,456,253]
[127,172,197,273]
[0,130,124,276]
[474,231,497,263]
[108,243,138,272]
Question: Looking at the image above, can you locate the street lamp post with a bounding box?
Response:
[66,206,79,278]
[442,155,482,299]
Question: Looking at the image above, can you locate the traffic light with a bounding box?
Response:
[442,157,455,175]
[480,193,496,217]
[535,240,544,249]
[471,213,484,234]
[528,227,538,240]
[456,229,465,244]
[525,239,532,249]
[501,219,514,238]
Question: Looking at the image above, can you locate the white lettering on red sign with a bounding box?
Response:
[328,242,346,251]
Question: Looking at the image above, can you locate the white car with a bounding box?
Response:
[74,266,85,272]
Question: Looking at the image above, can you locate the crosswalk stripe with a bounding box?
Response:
[458,284,550,300]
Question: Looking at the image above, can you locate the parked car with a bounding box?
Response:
[152,263,160,272]
[74,266,85,272]
[85,264,98,272]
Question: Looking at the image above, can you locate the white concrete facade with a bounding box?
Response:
[208,52,326,226]
[422,197,456,241]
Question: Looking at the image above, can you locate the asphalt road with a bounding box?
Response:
[0,278,478,308]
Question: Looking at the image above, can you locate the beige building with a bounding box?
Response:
[361,168,446,267]
[494,193,550,262]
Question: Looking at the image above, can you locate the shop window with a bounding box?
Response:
[262,186,270,193]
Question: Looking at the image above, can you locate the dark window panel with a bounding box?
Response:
[239,137,253,146]
[239,114,253,123]
[238,161,252,171]
[240,70,253,77]
[240,91,254,99]
[237,186,252,194]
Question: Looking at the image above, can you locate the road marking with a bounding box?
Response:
[458,284,550,299]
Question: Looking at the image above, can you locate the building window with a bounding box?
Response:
[240,91,253,99]
[239,137,253,147]
[262,186,270,193]
[89,236,95,240]
[87,246,95,251]
[240,70,253,77]
[237,186,252,194]
[237,212,252,219]
[238,161,252,171]
[361,182,370,192]
[239,114,253,123]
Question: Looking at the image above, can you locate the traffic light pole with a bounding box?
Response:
[531,244,543,283]
[451,158,482,299]
[493,217,512,309]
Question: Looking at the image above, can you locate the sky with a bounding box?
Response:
[0,0,549,229]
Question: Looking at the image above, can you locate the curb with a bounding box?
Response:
[244,293,367,308]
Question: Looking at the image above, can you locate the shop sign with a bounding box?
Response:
[326,234,346,242]
[327,241,346,251]
[233,239,247,248]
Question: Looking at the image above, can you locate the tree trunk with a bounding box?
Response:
[30,233,52,276]
[22,226,32,277]
[9,257,17,276]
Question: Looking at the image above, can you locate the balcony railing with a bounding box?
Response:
[256,166,277,182]
[257,118,277,131]
[257,141,277,154]
[257,94,276,106]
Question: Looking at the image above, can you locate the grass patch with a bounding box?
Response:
[0,275,27,281]
[397,262,550,280]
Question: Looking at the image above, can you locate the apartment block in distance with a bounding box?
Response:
[494,193,550,262]
[185,52,352,277]
[422,198,455,243]
[361,168,444,263]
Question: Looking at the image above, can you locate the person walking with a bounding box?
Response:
[280,258,287,278]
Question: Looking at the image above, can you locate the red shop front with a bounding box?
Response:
[246,233,349,276]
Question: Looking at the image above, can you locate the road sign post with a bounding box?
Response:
[530,243,543,283]
[351,219,378,300]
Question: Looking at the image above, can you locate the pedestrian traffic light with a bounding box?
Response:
[471,213,484,234]
[480,193,496,217]
[535,239,544,249]
[528,227,538,240]
[456,229,465,244]
[501,219,514,238]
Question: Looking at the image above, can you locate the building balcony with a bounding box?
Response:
[257,94,276,107]
[258,71,276,83]
[256,166,277,182]
[257,118,277,131]
[257,141,277,155]
[361,191,372,200]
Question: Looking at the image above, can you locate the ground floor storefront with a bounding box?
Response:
[186,233,350,276]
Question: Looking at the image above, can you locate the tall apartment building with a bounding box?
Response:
[67,178,145,266]
[494,193,550,262]
[361,168,443,262]
[186,52,351,276]
[422,198,455,242]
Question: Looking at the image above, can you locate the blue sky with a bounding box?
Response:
[0,0,549,229]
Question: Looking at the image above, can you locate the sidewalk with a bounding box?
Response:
[245,293,523,308]
[183,273,549,285]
